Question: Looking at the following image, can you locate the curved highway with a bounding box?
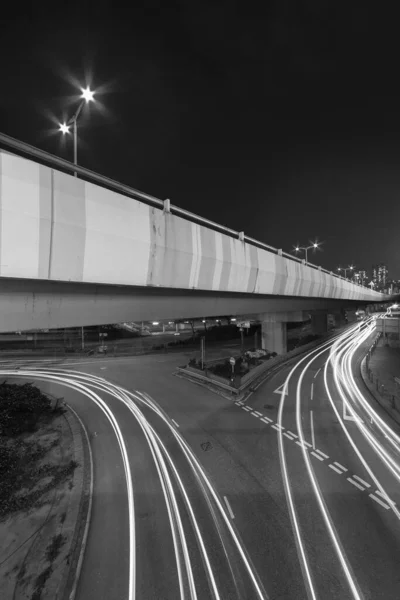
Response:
[2,316,400,599]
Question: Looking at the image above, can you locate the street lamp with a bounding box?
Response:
[293,241,320,264]
[337,265,354,279]
[58,86,95,176]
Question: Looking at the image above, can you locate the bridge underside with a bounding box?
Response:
[0,277,369,333]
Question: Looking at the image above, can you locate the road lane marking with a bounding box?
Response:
[314,368,321,378]
[376,490,396,505]
[251,412,261,418]
[271,424,280,430]
[261,416,273,423]
[347,477,365,491]
[353,475,370,488]
[243,406,252,411]
[310,410,315,449]
[254,411,263,416]
[370,494,390,509]
[284,432,295,440]
[301,440,312,448]
[329,464,343,474]
[333,462,347,472]
[287,431,298,438]
[310,382,314,400]
[295,441,309,449]
[171,419,179,428]
[235,402,242,406]
[311,451,324,461]
[224,496,235,519]
[315,449,329,459]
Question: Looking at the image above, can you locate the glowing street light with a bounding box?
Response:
[58,86,96,176]
[293,240,320,264]
[337,265,354,279]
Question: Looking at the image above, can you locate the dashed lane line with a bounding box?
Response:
[251,412,261,418]
[347,477,366,491]
[284,432,296,440]
[171,419,179,428]
[315,449,329,460]
[261,416,273,424]
[329,464,343,475]
[224,496,235,519]
[333,462,347,472]
[253,411,263,417]
[353,475,371,488]
[295,441,309,450]
[311,451,324,461]
[376,490,396,505]
[370,494,390,510]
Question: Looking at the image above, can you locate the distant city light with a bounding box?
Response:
[152,321,159,325]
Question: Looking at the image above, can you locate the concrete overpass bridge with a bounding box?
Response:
[0,133,394,353]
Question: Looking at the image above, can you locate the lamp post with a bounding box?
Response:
[59,87,95,177]
[337,265,354,279]
[293,241,320,264]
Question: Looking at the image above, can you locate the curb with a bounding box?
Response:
[359,355,400,428]
[62,404,94,600]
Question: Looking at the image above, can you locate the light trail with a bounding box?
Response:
[0,366,269,599]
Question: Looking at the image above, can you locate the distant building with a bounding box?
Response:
[353,269,367,286]
[372,263,388,290]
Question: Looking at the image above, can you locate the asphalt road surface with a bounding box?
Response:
[2,316,400,599]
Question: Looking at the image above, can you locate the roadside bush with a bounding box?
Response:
[0,382,53,437]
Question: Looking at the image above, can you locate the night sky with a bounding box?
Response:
[1,4,399,279]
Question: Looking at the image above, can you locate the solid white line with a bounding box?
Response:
[314,368,321,378]
[254,411,263,416]
[329,464,343,474]
[310,410,315,449]
[310,382,314,400]
[315,449,329,459]
[171,418,179,428]
[311,451,324,461]
[261,416,273,423]
[284,432,295,440]
[353,475,370,488]
[333,462,347,472]
[224,496,235,519]
[370,494,390,509]
[347,477,365,491]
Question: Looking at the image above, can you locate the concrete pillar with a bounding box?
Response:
[261,321,287,354]
[311,313,328,335]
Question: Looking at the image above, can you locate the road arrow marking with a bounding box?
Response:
[274,382,288,396]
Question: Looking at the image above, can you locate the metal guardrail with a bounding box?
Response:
[0,131,382,292]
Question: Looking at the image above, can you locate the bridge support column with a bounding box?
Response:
[311,312,328,335]
[261,321,287,355]
[258,310,310,354]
